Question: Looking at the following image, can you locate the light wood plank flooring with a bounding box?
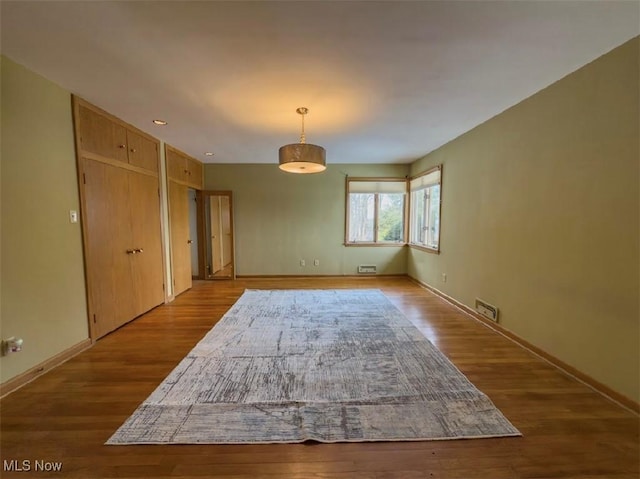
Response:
[1,277,638,478]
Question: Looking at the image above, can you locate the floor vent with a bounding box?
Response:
[475,298,499,322]
[357,265,377,274]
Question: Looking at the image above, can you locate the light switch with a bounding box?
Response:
[69,210,79,223]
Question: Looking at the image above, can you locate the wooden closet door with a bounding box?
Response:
[169,181,192,296]
[128,171,165,315]
[82,158,136,338]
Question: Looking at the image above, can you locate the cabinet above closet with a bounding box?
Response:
[166,145,203,190]
[76,103,159,173]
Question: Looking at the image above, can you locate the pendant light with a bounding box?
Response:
[278,107,326,174]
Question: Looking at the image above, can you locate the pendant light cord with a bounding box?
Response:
[299,111,306,144]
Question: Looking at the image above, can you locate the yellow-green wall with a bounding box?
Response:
[205,164,409,276]
[408,38,640,403]
[2,37,638,405]
[1,57,89,383]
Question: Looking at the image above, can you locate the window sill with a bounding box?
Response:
[344,242,407,247]
[408,243,440,254]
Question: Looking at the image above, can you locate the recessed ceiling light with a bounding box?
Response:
[152,119,167,125]
[204,152,214,156]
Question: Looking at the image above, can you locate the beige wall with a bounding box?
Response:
[408,38,640,402]
[1,57,89,383]
[205,164,409,276]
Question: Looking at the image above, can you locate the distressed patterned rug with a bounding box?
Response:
[107,289,520,444]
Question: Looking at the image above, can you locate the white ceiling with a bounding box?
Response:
[2,1,638,165]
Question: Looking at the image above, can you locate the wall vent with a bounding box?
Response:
[475,298,499,322]
[357,265,377,274]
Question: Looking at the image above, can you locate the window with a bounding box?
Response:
[346,179,406,244]
[409,166,441,252]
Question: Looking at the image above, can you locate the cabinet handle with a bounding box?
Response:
[126,249,136,254]
[187,240,193,244]
[135,248,144,253]
[130,148,137,153]
[118,144,126,149]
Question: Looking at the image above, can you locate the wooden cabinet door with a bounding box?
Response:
[127,130,159,172]
[186,157,203,189]
[166,149,186,183]
[129,171,165,315]
[82,159,137,338]
[165,146,203,189]
[78,105,128,163]
[169,181,192,296]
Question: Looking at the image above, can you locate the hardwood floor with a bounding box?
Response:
[1,277,638,478]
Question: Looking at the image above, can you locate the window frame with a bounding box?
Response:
[408,165,442,254]
[344,177,408,246]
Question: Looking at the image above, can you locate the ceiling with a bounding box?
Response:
[2,1,638,165]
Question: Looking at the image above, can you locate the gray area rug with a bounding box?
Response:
[107,289,520,444]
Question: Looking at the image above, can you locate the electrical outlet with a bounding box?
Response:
[1,337,23,355]
[442,273,447,283]
[300,260,305,267]
[314,259,319,266]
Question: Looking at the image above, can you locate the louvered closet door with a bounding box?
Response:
[128,170,165,315]
[82,158,137,338]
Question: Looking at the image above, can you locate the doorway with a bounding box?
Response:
[197,190,235,279]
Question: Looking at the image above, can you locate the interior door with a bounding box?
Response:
[188,189,199,277]
[209,195,223,274]
[82,158,136,338]
[199,191,234,279]
[220,196,232,268]
[169,181,192,296]
[129,170,165,314]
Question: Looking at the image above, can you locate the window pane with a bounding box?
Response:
[426,184,440,248]
[378,193,404,242]
[348,193,374,242]
[346,179,407,245]
[410,189,425,244]
[409,166,442,251]
[410,185,439,249]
